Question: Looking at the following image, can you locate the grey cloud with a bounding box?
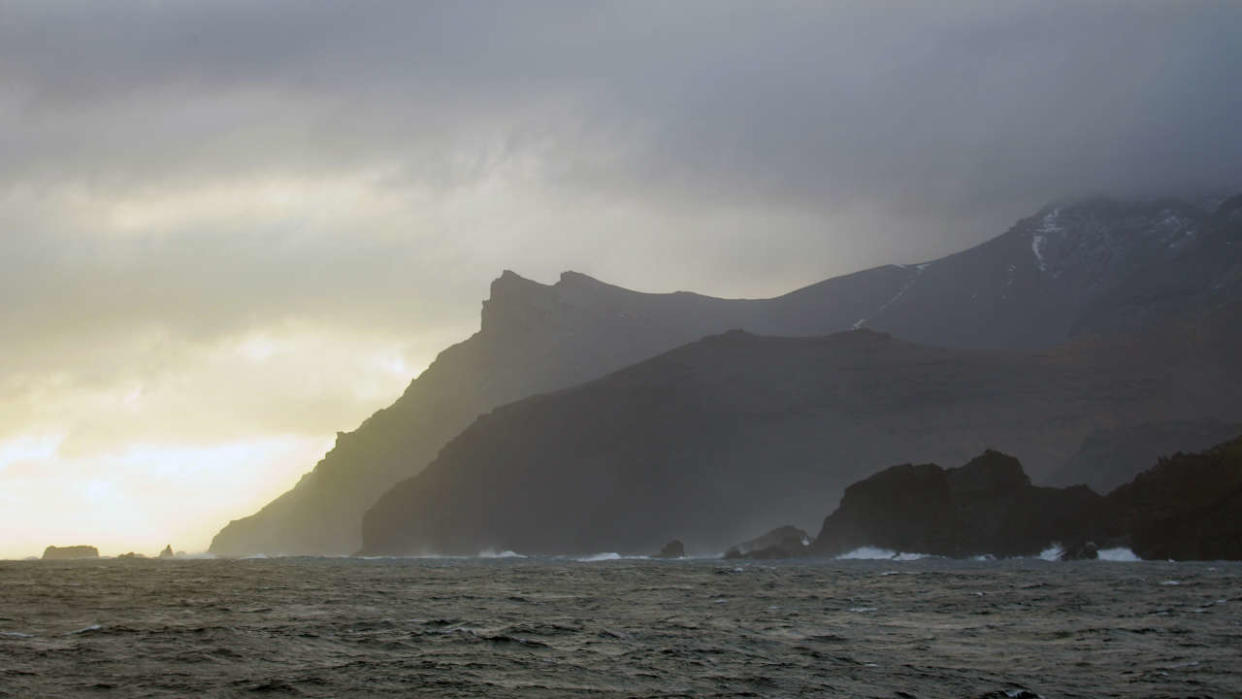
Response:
[2,0,1241,398]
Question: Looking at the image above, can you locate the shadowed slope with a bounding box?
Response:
[360,316,1242,556]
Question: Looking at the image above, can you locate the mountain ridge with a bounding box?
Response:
[359,309,1242,556]
[212,193,1242,556]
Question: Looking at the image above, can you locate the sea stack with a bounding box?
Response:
[158,545,175,559]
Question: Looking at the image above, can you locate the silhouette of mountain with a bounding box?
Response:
[212,195,1242,555]
[359,310,1242,555]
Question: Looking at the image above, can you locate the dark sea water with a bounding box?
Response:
[1,557,1240,697]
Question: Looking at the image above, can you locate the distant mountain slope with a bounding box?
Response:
[359,312,1242,556]
[209,267,915,555]
[211,194,1242,555]
[1045,419,1242,493]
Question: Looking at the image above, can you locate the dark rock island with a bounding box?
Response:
[42,545,99,560]
[724,526,811,559]
[809,451,1104,558]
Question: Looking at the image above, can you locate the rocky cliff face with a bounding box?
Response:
[809,451,1105,558]
[213,195,1242,556]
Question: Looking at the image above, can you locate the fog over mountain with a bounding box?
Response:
[3,1,1242,557]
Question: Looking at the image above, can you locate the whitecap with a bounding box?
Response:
[836,546,898,560]
[1039,544,1064,561]
[1160,580,1181,586]
[575,552,622,562]
[477,549,525,559]
[0,631,33,639]
[837,546,931,561]
[66,624,102,635]
[240,554,269,560]
[1097,547,1141,562]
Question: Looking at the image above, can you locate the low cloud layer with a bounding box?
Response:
[2,1,1240,556]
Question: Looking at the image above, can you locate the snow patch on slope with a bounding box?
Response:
[853,264,928,329]
[1031,208,1061,273]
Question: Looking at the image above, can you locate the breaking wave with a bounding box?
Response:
[571,553,652,562]
[575,552,622,562]
[477,549,525,559]
[1097,547,1141,562]
[836,547,932,561]
[1039,544,1064,561]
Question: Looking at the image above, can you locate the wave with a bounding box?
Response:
[836,547,933,561]
[1039,544,1064,561]
[1097,547,1140,562]
[575,552,623,562]
[571,552,652,562]
[477,549,525,559]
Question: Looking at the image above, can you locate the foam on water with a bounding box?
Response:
[1039,544,1065,561]
[837,546,898,560]
[837,547,931,561]
[1097,547,1141,562]
[575,552,622,562]
[477,549,525,559]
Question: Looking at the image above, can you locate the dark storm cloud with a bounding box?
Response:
[2,0,1240,394]
[5,1,1239,208]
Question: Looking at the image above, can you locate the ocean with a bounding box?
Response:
[1,557,1239,697]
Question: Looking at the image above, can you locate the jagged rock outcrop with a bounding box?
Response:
[215,194,1242,555]
[1103,434,1242,560]
[42,545,99,560]
[810,451,1106,558]
[724,526,811,559]
[654,540,685,559]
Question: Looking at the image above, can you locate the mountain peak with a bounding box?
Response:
[556,270,603,286]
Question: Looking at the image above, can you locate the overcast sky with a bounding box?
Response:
[2,1,1240,557]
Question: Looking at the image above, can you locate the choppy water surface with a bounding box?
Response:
[1,557,1240,697]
